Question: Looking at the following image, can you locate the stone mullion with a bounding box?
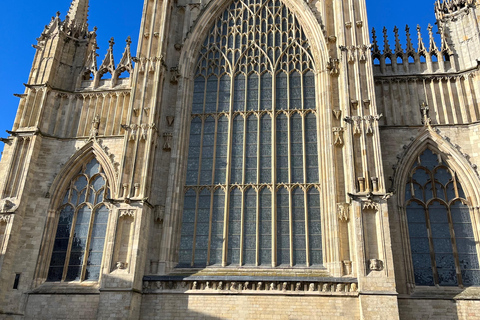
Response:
[446,205,463,286]
[80,203,96,281]
[222,73,237,267]
[239,113,248,266]
[206,116,220,265]
[271,76,277,267]
[424,206,439,285]
[256,115,261,266]
[287,113,293,266]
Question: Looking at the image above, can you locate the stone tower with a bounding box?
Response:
[0,0,479,319]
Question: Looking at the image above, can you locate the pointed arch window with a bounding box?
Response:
[47,158,110,282]
[405,148,480,286]
[179,0,322,268]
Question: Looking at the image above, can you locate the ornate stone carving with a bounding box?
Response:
[170,66,180,84]
[0,199,15,213]
[326,58,340,76]
[163,132,173,151]
[337,203,350,222]
[142,279,359,295]
[369,259,384,271]
[119,209,136,218]
[333,127,344,146]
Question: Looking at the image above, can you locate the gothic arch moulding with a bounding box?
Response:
[393,128,480,209]
[47,141,119,210]
[178,0,329,78]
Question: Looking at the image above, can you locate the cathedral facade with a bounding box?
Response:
[0,0,480,318]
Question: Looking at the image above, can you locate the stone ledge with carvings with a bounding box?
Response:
[143,268,358,296]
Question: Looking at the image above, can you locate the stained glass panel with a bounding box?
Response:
[181,0,321,268]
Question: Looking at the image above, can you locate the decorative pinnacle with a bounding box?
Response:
[109,37,115,48]
[66,0,89,27]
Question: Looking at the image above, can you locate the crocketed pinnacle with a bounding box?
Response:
[66,0,89,27]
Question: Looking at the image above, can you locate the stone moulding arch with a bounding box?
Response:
[393,127,480,209]
[34,141,117,286]
[392,127,480,291]
[47,141,118,211]
[178,0,328,78]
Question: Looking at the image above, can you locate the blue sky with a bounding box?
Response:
[0,0,438,155]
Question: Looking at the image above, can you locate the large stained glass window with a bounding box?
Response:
[405,148,480,286]
[47,158,110,282]
[179,0,322,268]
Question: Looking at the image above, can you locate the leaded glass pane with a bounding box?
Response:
[200,117,215,185]
[218,75,231,112]
[260,73,272,110]
[66,206,92,281]
[303,71,315,109]
[186,118,202,185]
[290,72,301,109]
[247,74,259,111]
[210,189,225,265]
[228,189,242,265]
[276,73,288,110]
[260,114,272,183]
[259,188,271,266]
[192,77,206,114]
[234,74,246,111]
[205,77,218,113]
[277,188,290,266]
[214,116,229,184]
[194,189,210,266]
[231,116,244,184]
[245,115,258,184]
[276,114,288,183]
[85,159,100,176]
[47,205,75,281]
[308,188,322,266]
[290,113,303,183]
[292,188,306,265]
[244,188,257,265]
[85,205,108,281]
[179,190,196,266]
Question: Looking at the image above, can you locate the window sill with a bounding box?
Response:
[400,286,480,300]
[29,281,100,295]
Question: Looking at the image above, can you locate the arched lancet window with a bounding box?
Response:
[47,158,111,282]
[179,0,322,268]
[405,148,480,286]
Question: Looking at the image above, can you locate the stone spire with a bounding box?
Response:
[66,0,89,28]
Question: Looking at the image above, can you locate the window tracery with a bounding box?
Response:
[179,0,322,268]
[47,158,110,282]
[405,148,480,286]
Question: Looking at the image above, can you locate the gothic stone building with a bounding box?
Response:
[0,0,479,318]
